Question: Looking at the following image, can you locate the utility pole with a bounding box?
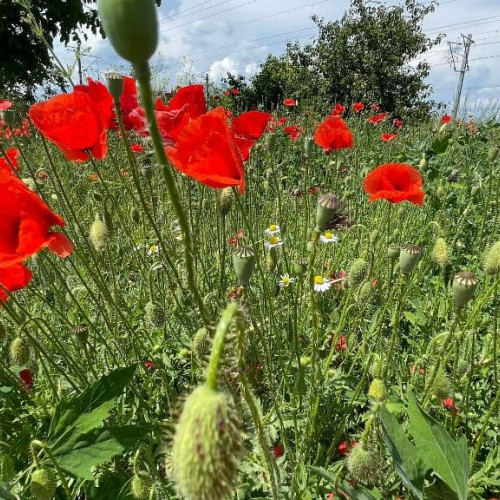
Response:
[205,73,210,100]
[77,40,83,85]
[452,33,473,118]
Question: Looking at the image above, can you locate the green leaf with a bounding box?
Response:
[407,394,469,500]
[380,405,426,500]
[339,481,382,500]
[0,482,17,500]
[52,425,150,480]
[307,465,337,483]
[49,365,137,440]
[431,134,451,154]
[424,478,459,500]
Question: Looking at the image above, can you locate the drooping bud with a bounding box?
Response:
[315,193,340,231]
[104,71,124,103]
[10,336,30,365]
[30,468,57,500]
[131,472,152,500]
[453,271,479,309]
[484,241,500,275]
[266,248,277,272]
[399,244,421,275]
[233,246,255,287]
[89,214,109,252]
[218,187,234,216]
[145,301,165,327]
[172,385,241,500]
[432,237,449,268]
[356,281,372,303]
[192,327,210,359]
[368,353,384,378]
[348,258,369,287]
[368,378,387,403]
[97,0,158,67]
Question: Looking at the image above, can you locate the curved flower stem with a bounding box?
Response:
[133,61,210,329]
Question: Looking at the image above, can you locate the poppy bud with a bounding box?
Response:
[293,258,308,276]
[484,241,500,275]
[347,444,383,485]
[387,243,400,260]
[145,301,165,327]
[315,193,340,231]
[453,271,479,309]
[131,472,152,500]
[368,353,384,378]
[1,109,15,127]
[357,281,372,303]
[399,244,421,275]
[431,365,449,400]
[73,323,89,345]
[432,237,449,268]
[104,72,124,103]
[436,186,446,199]
[30,467,57,500]
[218,187,234,217]
[89,215,109,252]
[368,378,387,403]
[172,385,241,500]
[10,336,30,365]
[304,136,313,157]
[348,258,369,287]
[97,0,158,67]
[233,246,255,287]
[488,146,500,162]
[192,327,210,359]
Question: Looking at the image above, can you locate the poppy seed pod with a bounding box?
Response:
[399,244,421,275]
[97,0,158,66]
[453,271,479,309]
[30,468,57,500]
[484,241,500,275]
[293,258,308,276]
[1,109,15,127]
[233,246,255,287]
[104,72,124,103]
[387,243,400,260]
[315,193,340,231]
[172,385,241,500]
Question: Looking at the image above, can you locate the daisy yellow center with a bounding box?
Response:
[325,231,333,239]
[314,275,324,285]
[269,236,279,245]
[282,277,290,285]
[269,224,277,231]
[149,245,158,252]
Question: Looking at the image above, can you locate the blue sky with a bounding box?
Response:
[57,0,500,116]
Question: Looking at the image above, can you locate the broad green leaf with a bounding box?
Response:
[431,134,452,154]
[49,365,137,440]
[52,425,150,480]
[380,405,426,500]
[424,478,459,500]
[407,394,469,500]
[307,465,337,483]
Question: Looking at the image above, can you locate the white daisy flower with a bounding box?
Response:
[313,275,331,292]
[264,224,281,236]
[320,231,339,244]
[279,274,295,288]
[147,244,160,255]
[265,235,284,249]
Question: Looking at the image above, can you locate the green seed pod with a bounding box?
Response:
[233,246,255,287]
[105,71,124,103]
[453,271,479,309]
[218,187,233,217]
[97,0,158,66]
[293,258,308,276]
[348,258,369,287]
[315,193,340,231]
[1,109,15,127]
[488,145,500,162]
[484,241,500,275]
[131,472,152,500]
[432,237,449,268]
[303,136,313,157]
[387,243,400,260]
[145,301,165,327]
[73,323,89,345]
[192,327,210,359]
[265,134,276,154]
[10,336,30,365]
[399,244,421,275]
[172,385,241,500]
[347,444,383,485]
[30,468,57,500]
[89,215,109,252]
[368,378,387,403]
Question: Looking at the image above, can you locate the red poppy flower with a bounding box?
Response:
[0,100,12,111]
[441,114,453,124]
[363,163,424,205]
[224,91,230,97]
[0,147,19,173]
[74,78,114,129]
[231,88,240,95]
[165,107,245,193]
[131,143,145,153]
[278,117,287,126]
[367,112,389,125]
[0,169,73,270]
[144,361,155,370]
[381,133,398,142]
[332,103,346,116]
[231,110,271,160]
[314,116,353,152]
[272,443,284,459]
[371,103,380,112]
[284,124,302,140]
[19,368,33,390]
[29,91,108,162]
[118,76,139,129]
[352,102,364,113]
[0,263,33,303]
[283,98,296,107]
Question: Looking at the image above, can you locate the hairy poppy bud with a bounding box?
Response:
[348,258,369,287]
[192,327,210,359]
[453,271,479,309]
[315,193,340,231]
[368,378,387,403]
[347,444,384,485]
[172,385,241,500]
[131,472,152,500]
[266,248,277,272]
[218,187,233,217]
[431,365,449,400]
[10,336,30,365]
[432,237,449,268]
[145,301,165,327]
[484,241,500,275]
[233,246,255,287]
[89,215,109,252]
[30,468,57,500]
[105,72,124,103]
[369,229,380,244]
[97,0,158,66]
[399,244,421,275]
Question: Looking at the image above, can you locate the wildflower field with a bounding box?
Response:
[1,1,500,499]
